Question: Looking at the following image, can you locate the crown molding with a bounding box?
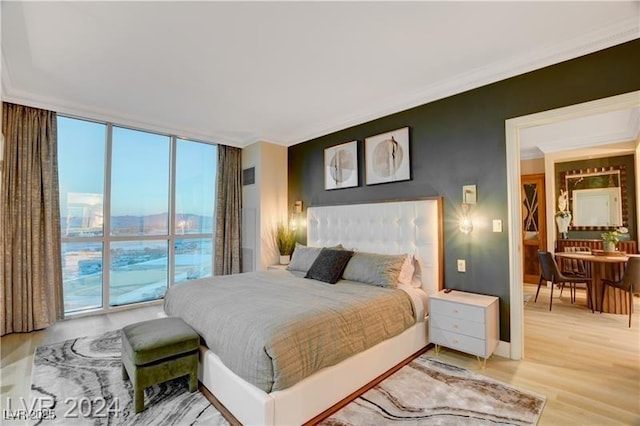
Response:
[3,16,638,149]
[1,86,253,148]
[285,17,640,146]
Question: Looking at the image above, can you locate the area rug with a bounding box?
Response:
[320,356,546,426]
[29,330,228,425]
[30,332,545,425]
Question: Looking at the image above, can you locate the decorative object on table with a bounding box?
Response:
[555,210,572,239]
[320,356,546,426]
[601,227,628,253]
[365,127,410,185]
[276,223,296,264]
[30,330,228,426]
[324,140,358,190]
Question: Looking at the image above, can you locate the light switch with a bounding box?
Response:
[493,219,502,232]
[457,259,466,272]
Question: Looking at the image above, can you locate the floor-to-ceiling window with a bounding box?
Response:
[58,116,217,314]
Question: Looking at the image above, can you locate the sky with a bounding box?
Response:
[58,116,216,218]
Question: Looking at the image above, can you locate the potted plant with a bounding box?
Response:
[601,230,620,253]
[601,227,629,253]
[276,224,296,265]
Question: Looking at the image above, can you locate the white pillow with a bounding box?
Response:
[398,254,423,288]
[398,255,414,286]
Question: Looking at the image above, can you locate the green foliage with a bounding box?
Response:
[276,224,296,255]
[601,231,620,244]
[602,227,628,244]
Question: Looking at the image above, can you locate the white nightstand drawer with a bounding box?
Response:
[430,327,486,357]
[430,315,485,339]
[430,298,485,323]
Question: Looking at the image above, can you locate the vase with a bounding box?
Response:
[279,255,290,265]
[603,241,616,253]
[555,213,571,239]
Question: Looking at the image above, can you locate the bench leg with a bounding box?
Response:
[189,372,198,392]
[134,387,145,413]
[122,363,129,380]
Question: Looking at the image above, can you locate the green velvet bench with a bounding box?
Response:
[121,317,200,413]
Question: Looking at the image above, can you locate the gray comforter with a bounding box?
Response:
[163,270,416,393]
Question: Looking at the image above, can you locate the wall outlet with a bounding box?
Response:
[457,259,466,273]
[493,219,503,232]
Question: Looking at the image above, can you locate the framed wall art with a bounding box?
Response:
[324,140,358,190]
[365,127,410,185]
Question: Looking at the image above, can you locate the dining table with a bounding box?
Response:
[554,251,636,315]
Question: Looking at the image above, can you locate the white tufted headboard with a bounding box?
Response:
[307,198,443,295]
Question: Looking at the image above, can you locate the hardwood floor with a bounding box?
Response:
[1,286,638,424]
[429,284,640,425]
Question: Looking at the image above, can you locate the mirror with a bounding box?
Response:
[563,166,626,230]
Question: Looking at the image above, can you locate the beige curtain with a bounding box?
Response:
[1,103,63,336]
[214,145,242,275]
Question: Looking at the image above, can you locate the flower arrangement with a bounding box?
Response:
[601,227,628,244]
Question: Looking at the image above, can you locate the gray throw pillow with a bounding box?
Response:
[287,243,322,273]
[305,248,354,284]
[287,243,343,273]
[342,252,406,287]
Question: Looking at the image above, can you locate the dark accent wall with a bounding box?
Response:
[555,155,636,240]
[288,39,640,342]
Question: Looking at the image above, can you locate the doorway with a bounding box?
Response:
[505,90,640,360]
[521,173,546,284]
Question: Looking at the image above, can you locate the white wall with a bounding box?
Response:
[241,142,288,271]
[520,158,544,175]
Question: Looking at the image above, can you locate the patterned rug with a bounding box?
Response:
[30,332,545,425]
[29,330,228,425]
[320,356,546,425]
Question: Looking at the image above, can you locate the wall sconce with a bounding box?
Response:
[290,201,304,232]
[459,185,476,234]
[459,203,473,234]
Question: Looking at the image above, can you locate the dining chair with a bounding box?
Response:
[601,256,640,327]
[559,246,591,303]
[536,251,594,312]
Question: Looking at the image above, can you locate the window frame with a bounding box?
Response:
[58,116,217,316]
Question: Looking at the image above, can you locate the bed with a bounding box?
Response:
[164,198,443,425]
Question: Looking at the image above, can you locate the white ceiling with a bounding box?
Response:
[520,107,640,160]
[2,1,639,148]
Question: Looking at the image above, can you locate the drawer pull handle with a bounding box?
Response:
[452,324,458,329]
[453,339,459,344]
[452,309,458,313]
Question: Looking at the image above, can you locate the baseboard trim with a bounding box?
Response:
[495,340,511,358]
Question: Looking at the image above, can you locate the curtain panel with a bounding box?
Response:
[214,145,242,275]
[1,103,63,336]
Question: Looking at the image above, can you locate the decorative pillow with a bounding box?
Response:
[287,243,322,273]
[410,256,423,288]
[398,254,414,286]
[287,243,343,273]
[305,248,354,284]
[342,252,407,287]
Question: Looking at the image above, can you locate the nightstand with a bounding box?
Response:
[267,264,289,271]
[429,289,499,368]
